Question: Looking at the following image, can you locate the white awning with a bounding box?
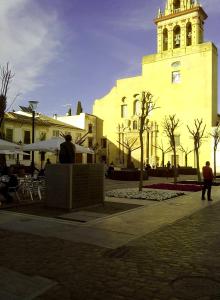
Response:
[0,139,21,151]
[23,137,94,154]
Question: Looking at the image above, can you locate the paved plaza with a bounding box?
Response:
[0,176,220,299]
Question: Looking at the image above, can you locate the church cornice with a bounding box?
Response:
[154,6,207,24]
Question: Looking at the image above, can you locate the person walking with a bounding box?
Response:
[201,161,214,201]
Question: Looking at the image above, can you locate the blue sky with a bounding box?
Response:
[0,0,219,116]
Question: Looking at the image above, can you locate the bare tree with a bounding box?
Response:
[179,145,193,167]
[210,122,220,178]
[153,142,172,167]
[187,118,206,182]
[133,91,158,191]
[0,63,14,137]
[163,115,180,184]
[117,136,140,168]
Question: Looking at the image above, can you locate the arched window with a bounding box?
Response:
[163,28,168,51]
[186,22,192,46]
[173,0,180,12]
[173,25,181,48]
[121,104,128,118]
[133,120,138,130]
[133,100,141,115]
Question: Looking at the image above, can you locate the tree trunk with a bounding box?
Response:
[162,152,165,167]
[214,148,216,179]
[173,147,177,184]
[195,147,201,182]
[185,154,187,167]
[139,131,144,191]
[127,149,131,168]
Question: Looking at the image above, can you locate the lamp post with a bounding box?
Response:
[29,100,38,174]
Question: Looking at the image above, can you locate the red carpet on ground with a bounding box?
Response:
[143,183,203,192]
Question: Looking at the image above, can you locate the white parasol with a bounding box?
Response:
[0,139,21,151]
[23,137,94,154]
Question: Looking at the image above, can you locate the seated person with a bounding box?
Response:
[107,162,114,177]
[45,158,51,166]
[0,166,18,205]
[38,168,45,177]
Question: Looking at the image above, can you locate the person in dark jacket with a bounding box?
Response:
[201,161,214,201]
[59,134,76,164]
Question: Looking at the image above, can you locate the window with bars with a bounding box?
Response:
[24,131,31,144]
[5,128,13,142]
[101,138,107,149]
[88,124,93,133]
[52,130,59,137]
[88,137,93,148]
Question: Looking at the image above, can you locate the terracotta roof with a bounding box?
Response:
[4,112,84,130]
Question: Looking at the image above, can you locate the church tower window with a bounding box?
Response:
[173,25,181,48]
[173,0,180,13]
[186,22,192,46]
[163,28,168,51]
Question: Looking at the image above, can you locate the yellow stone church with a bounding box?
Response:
[93,0,219,170]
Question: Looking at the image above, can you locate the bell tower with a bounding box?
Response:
[155,0,207,53]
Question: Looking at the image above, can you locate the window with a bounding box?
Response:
[101,138,107,149]
[172,71,181,84]
[133,120,138,130]
[174,135,180,146]
[88,123,93,133]
[39,132,46,141]
[121,104,128,118]
[171,155,179,166]
[186,22,192,46]
[163,28,168,51]
[5,128,13,142]
[52,130,59,137]
[133,101,141,116]
[173,25,181,48]
[24,131,31,144]
[173,0,180,12]
[88,137,93,148]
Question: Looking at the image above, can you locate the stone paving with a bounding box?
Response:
[0,176,220,299]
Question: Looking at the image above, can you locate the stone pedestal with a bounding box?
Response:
[45,164,104,209]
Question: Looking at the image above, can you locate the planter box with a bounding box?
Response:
[45,163,104,209]
[148,167,197,177]
[148,168,175,177]
[109,170,148,181]
[178,167,197,175]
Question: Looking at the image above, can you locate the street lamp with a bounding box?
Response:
[29,100,38,173]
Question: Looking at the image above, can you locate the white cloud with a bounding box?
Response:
[0,0,62,107]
